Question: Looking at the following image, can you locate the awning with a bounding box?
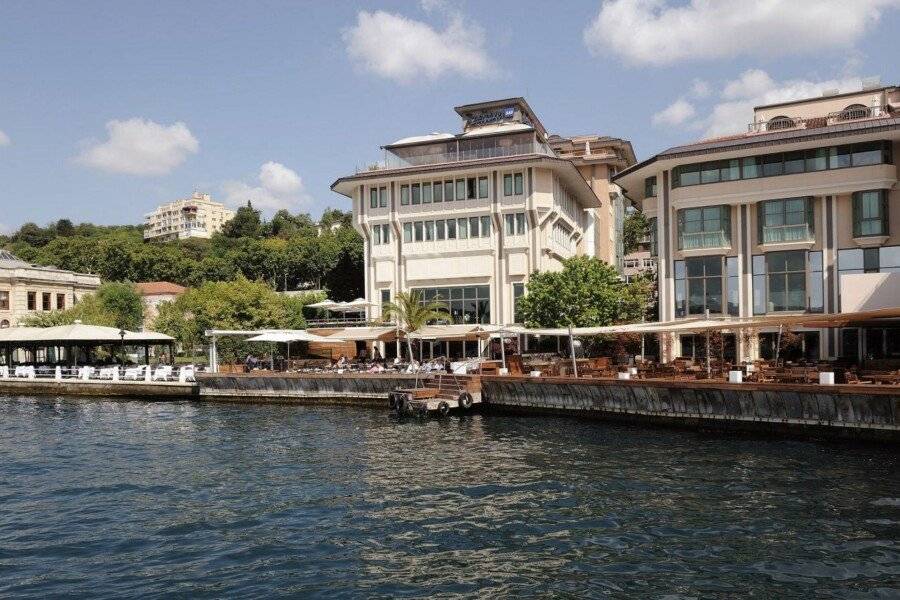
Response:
[0,324,174,344]
[245,331,345,343]
[313,326,398,342]
[306,299,340,309]
[329,298,372,313]
[409,324,491,340]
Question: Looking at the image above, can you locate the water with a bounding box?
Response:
[0,396,898,599]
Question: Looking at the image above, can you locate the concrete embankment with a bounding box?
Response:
[0,378,197,399]
[481,376,900,442]
[197,373,420,407]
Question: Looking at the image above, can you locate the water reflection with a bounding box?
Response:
[0,397,897,598]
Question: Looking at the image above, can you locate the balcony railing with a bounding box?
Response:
[748,106,888,133]
[359,141,556,173]
[680,230,729,250]
[762,223,813,244]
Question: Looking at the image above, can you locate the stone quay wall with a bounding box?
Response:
[481,376,900,442]
[0,378,197,399]
[197,373,421,407]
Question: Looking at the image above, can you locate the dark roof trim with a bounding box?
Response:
[613,117,900,183]
[454,97,548,140]
[754,85,896,111]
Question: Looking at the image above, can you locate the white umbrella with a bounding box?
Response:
[246,331,346,371]
[307,299,339,309]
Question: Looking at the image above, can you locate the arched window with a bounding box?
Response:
[767,116,795,131]
[838,104,869,121]
[0,320,9,328]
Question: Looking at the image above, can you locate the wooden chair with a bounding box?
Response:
[506,354,525,376]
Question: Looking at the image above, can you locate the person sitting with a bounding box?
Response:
[405,359,420,373]
[372,347,383,363]
[336,354,348,368]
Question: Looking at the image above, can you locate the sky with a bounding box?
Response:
[1,0,899,233]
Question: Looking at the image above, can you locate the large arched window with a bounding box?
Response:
[838,104,869,121]
[767,116,795,131]
[0,320,9,328]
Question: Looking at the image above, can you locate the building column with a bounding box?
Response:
[659,170,676,362]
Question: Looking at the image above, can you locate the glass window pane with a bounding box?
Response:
[753,274,766,314]
[742,157,761,179]
[785,250,805,271]
[686,258,705,278]
[701,162,720,184]
[457,218,468,239]
[514,173,524,195]
[467,178,476,200]
[433,182,443,202]
[481,215,491,237]
[436,220,446,240]
[762,154,784,177]
[679,165,700,186]
[422,183,432,203]
[456,179,466,200]
[446,219,456,239]
[424,220,434,240]
[444,181,454,202]
[478,177,489,198]
[704,255,722,276]
[674,260,686,279]
[852,142,883,167]
[787,272,806,310]
[516,213,526,235]
[379,187,387,207]
[414,221,423,241]
[706,277,723,313]
[784,151,805,174]
[675,280,686,317]
[403,222,412,242]
[411,183,421,204]
[688,279,705,314]
[400,185,409,205]
[830,145,851,169]
[503,174,512,195]
[752,255,766,274]
[504,214,514,236]
[469,217,479,238]
[370,188,378,208]
[806,148,828,171]
[721,159,740,181]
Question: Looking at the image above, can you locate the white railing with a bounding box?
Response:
[762,223,813,244]
[748,106,888,133]
[359,141,555,173]
[680,230,729,250]
[0,364,198,384]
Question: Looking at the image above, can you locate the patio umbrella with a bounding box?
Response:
[246,331,346,371]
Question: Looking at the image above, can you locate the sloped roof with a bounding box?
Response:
[134,282,187,296]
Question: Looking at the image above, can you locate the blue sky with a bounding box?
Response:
[1,0,898,232]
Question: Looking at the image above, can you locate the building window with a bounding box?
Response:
[422,183,432,204]
[42,292,51,311]
[444,181,454,203]
[373,223,390,245]
[838,104,869,121]
[380,289,391,308]
[853,190,888,237]
[481,215,491,237]
[478,177,489,199]
[677,205,730,250]
[424,220,435,241]
[414,221,423,241]
[27,292,36,311]
[457,218,469,239]
[673,141,892,187]
[513,282,525,323]
[0,291,8,310]
[379,187,387,208]
[514,172,524,195]
[411,183,421,205]
[400,185,410,206]
[436,220,446,240]
[644,176,657,197]
[414,286,491,324]
[648,217,658,257]
[685,256,723,315]
[503,174,513,196]
[864,247,880,273]
[455,179,466,201]
[766,250,806,312]
[446,219,457,239]
[403,222,412,243]
[466,177,477,200]
[433,181,443,203]
[758,197,813,244]
[767,115,795,131]
[369,188,378,209]
[726,256,739,316]
[504,213,527,236]
[469,216,480,238]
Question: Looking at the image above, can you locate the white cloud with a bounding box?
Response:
[0,130,10,146]
[343,10,494,83]
[222,162,311,213]
[660,69,869,138]
[652,99,696,127]
[584,0,900,66]
[75,118,198,175]
[689,79,711,99]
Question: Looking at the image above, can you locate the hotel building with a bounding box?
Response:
[614,84,900,363]
[331,98,635,328]
[143,192,235,242]
[0,250,101,328]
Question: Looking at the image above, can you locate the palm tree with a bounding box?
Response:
[381,291,448,362]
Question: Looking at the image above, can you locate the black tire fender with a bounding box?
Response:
[458,392,473,410]
[437,401,450,417]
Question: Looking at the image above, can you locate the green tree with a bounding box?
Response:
[222,201,263,238]
[517,256,652,328]
[55,219,75,237]
[381,291,448,361]
[623,211,650,255]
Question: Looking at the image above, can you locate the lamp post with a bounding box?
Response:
[118,328,126,369]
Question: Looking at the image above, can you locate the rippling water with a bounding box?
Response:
[0,396,898,598]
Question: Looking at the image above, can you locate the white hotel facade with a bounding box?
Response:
[332,98,635,328]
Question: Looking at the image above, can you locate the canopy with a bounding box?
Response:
[409,324,491,340]
[314,326,397,342]
[306,299,339,309]
[245,330,344,343]
[329,298,372,313]
[0,324,173,344]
